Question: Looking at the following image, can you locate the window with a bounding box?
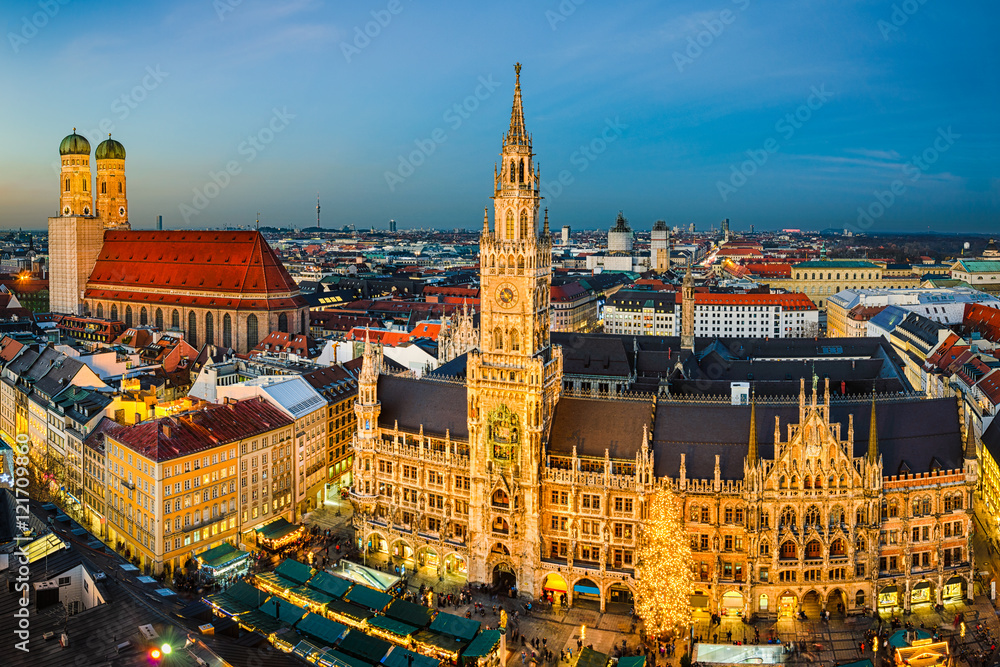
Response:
[805,540,822,559]
[223,314,232,347]
[582,494,600,510]
[247,314,259,348]
[780,541,796,559]
[205,311,214,345]
[188,311,198,348]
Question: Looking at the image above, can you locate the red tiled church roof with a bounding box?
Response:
[85,231,303,301]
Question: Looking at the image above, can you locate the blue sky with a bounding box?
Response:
[1,0,997,232]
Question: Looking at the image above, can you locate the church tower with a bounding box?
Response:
[58,130,93,217]
[466,64,562,595]
[50,130,104,315]
[95,135,130,229]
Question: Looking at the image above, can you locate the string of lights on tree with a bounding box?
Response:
[635,484,693,639]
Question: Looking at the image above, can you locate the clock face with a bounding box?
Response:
[118,206,126,217]
[496,283,517,307]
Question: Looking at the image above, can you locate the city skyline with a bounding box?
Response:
[1,0,997,232]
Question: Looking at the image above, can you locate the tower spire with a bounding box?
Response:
[747,392,758,465]
[867,391,878,462]
[506,63,527,146]
[483,207,489,235]
[543,208,549,235]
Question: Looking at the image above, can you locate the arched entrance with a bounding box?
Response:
[443,553,467,577]
[910,580,933,607]
[492,563,516,595]
[802,590,822,618]
[573,577,602,610]
[778,591,798,617]
[390,539,413,573]
[828,589,847,617]
[608,582,634,605]
[943,576,964,602]
[415,546,438,574]
[878,584,900,610]
[543,573,569,606]
[722,591,744,617]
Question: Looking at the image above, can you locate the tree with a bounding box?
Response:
[635,484,693,639]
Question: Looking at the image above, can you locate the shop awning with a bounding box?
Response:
[913,581,931,590]
[295,612,347,645]
[880,585,898,595]
[326,597,375,623]
[690,594,709,607]
[946,576,964,586]
[197,542,249,570]
[573,584,600,596]
[275,558,315,585]
[367,615,418,638]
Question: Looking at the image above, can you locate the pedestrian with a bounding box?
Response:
[521,651,526,665]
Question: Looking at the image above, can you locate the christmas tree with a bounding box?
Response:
[635,484,693,639]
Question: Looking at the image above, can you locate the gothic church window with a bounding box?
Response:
[510,329,519,352]
[140,307,147,326]
[205,312,214,345]
[505,210,514,238]
[278,313,288,333]
[111,304,118,321]
[509,160,515,183]
[518,159,524,183]
[519,210,528,239]
[188,311,198,348]
[223,314,232,347]
[171,309,180,329]
[247,314,259,348]
[97,303,104,318]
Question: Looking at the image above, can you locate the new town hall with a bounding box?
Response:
[349,66,975,619]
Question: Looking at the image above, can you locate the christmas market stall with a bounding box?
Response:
[460,629,504,667]
[196,542,250,586]
[569,647,611,667]
[206,580,269,619]
[336,628,392,665]
[412,612,481,663]
[255,516,305,550]
[384,645,443,667]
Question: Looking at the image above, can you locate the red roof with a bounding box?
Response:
[251,332,322,357]
[965,303,1000,343]
[346,328,413,346]
[111,397,293,461]
[977,370,1000,406]
[693,292,817,310]
[409,321,443,340]
[0,336,24,362]
[85,231,305,304]
[746,263,793,278]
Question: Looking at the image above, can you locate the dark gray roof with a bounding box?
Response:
[652,397,962,480]
[983,418,1000,464]
[428,352,468,379]
[377,375,468,439]
[557,335,633,378]
[548,396,653,459]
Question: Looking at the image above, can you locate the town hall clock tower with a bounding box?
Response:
[466,64,563,595]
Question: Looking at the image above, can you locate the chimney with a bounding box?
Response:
[162,422,172,439]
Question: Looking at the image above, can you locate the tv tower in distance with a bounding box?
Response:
[316,193,321,229]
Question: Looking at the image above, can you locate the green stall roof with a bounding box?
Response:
[296,612,348,645]
[327,597,376,622]
[256,517,301,541]
[197,542,249,569]
[338,629,392,664]
[382,646,441,667]
[385,599,434,628]
[344,584,393,612]
[367,615,418,638]
[275,558,315,585]
[255,572,303,593]
[208,580,269,614]
[429,612,480,641]
[463,630,502,659]
[309,571,353,598]
[574,647,610,667]
[618,657,646,667]
[320,649,373,667]
[259,597,307,625]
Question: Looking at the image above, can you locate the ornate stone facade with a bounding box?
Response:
[348,66,976,616]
